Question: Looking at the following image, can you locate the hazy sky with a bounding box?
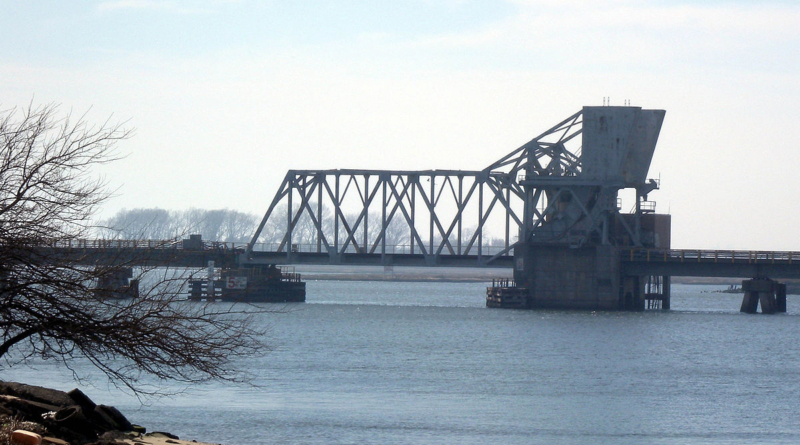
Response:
[3,0,799,250]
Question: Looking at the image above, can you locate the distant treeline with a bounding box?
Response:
[99,206,508,248]
[99,208,261,243]
[97,205,410,245]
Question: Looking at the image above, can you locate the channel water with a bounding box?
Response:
[5,281,800,445]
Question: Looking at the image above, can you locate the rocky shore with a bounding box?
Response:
[0,382,221,445]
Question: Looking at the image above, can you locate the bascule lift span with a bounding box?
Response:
[245,106,671,310]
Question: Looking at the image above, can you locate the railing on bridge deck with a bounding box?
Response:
[41,239,514,258]
[247,242,513,257]
[624,249,800,264]
[41,238,244,252]
[36,238,247,268]
[51,242,800,265]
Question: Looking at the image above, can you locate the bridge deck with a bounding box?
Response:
[37,239,240,268]
[37,239,800,279]
[41,239,515,268]
[246,250,514,268]
[622,249,800,279]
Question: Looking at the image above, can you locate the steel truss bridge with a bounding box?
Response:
[244,109,655,268]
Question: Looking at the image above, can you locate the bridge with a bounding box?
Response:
[45,237,799,310]
[235,105,797,312]
[42,105,800,312]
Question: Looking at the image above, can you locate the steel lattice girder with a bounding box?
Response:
[247,169,524,265]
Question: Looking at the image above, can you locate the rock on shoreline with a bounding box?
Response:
[0,381,221,445]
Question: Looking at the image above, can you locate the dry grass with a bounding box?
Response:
[0,414,49,445]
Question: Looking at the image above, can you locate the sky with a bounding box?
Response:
[2,0,799,250]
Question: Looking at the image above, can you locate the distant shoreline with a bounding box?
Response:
[293,265,511,284]
[303,275,497,283]
[296,269,800,293]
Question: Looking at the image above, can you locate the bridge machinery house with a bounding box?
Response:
[505,106,671,311]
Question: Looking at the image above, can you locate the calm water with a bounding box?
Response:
[5,282,800,445]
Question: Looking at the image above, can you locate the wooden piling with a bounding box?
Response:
[486,283,530,309]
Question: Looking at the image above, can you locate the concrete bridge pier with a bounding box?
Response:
[513,244,622,311]
[512,244,674,311]
[94,267,139,299]
[740,278,786,314]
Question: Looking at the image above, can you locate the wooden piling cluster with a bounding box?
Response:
[187,265,306,303]
[740,278,786,314]
[93,267,139,299]
[644,275,670,310]
[486,278,530,309]
[645,294,664,310]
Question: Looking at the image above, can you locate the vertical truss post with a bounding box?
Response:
[317,175,323,253]
[334,174,340,253]
[429,176,434,256]
[410,175,416,255]
[478,181,483,259]
[381,177,387,259]
[458,175,463,255]
[364,175,369,254]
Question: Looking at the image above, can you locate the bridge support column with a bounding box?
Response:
[741,278,786,314]
[662,277,671,310]
[620,276,644,311]
[776,282,787,313]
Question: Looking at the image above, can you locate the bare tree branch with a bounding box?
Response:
[0,103,271,397]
